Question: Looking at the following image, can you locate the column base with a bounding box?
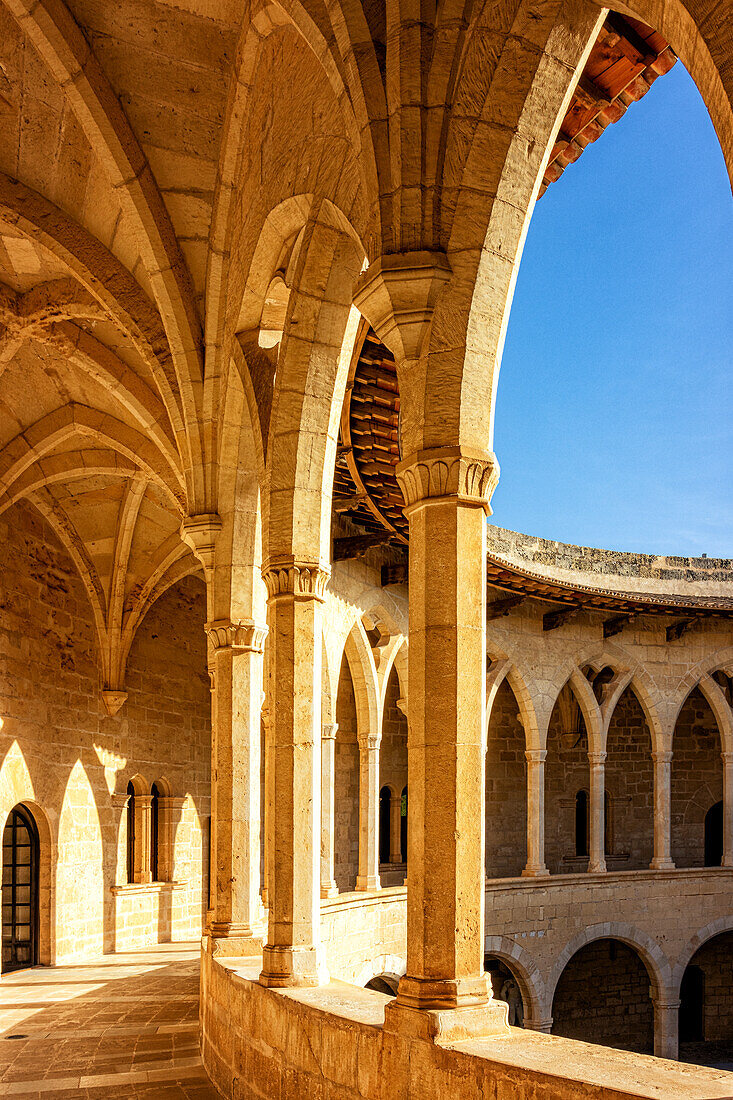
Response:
[259,944,329,988]
[521,865,549,878]
[206,921,267,958]
[320,882,339,899]
[524,1016,553,1034]
[384,991,509,1044]
[395,974,492,1011]
[355,875,381,892]
[650,858,676,870]
[587,860,607,873]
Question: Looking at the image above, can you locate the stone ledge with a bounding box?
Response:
[485,867,733,893]
[111,881,188,896]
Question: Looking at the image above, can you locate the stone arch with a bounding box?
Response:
[484,935,547,1024]
[486,658,540,752]
[671,657,733,753]
[672,917,733,994]
[0,798,55,969]
[355,953,407,990]
[548,922,674,1006]
[342,622,380,743]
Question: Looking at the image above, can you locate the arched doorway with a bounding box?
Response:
[485,956,525,1027]
[704,801,723,867]
[679,965,704,1043]
[379,786,391,865]
[2,804,40,973]
[552,938,654,1053]
[679,931,733,1067]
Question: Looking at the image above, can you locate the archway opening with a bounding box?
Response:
[486,677,527,878]
[365,973,399,996]
[485,956,525,1027]
[704,801,723,867]
[2,803,41,973]
[334,653,360,892]
[379,786,391,865]
[400,787,407,865]
[672,688,722,868]
[605,686,653,869]
[552,938,654,1053]
[679,932,733,1068]
[545,683,587,873]
[575,789,589,857]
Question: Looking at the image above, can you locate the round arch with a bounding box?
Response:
[484,935,547,1023]
[672,917,733,995]
[548,922,674,1006]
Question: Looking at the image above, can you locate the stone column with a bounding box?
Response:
[356,733,382,891]
[260,562,329,988]
[721,752,733,868]
[587,751,607,874]
[650,749,675,870]
[388,448,498,1016]
[522,750,549,877]
[207,661,216,916]
[523,1013,553,1034]
[133,795,153,884]
[260,707,271,908]
[206,620,268,947]
[321,723,339,897]
[390,789,403,864]
[652,997,680,1060]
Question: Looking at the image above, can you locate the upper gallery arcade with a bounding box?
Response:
[0,0,731,1096]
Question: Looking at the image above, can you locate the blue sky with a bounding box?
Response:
[489,62,733,558]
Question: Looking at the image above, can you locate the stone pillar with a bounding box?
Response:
[206,620,268,946]
[722,752,733,868]
[133,795,153,884]
[587,751,607,874]
[321,723,339,897]
[524,1013,553,1034]
[652,997,680,1060]
[356,733,382,891]
[390,789,403,864]
[261,707,271,908]
[522,750,549,877]
[388,448,498,1015]
[156,796,187,883]
[260,562,329,988]
[650,749,675,870]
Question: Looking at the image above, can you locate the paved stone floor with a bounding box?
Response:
[0,943,219,1098]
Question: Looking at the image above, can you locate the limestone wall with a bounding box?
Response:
[0,502,211,968]
[321,888,406,984]
[671,689,722,867]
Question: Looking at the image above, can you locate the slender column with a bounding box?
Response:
[207,661,216,917]
[356,733,382,891]
[652,997,680,1060]
[261,707,271,908]
[522,750,549,877]
[650,749,675,870]
[722,752,733,867]
[321,723,339,897]
[587,751,607,873]
[523,1013,553,1034]
[390,789,403,864]
[133,795,153,884]
[259,562,328,987]
[389,449,498,1013]
[206,620,268,941]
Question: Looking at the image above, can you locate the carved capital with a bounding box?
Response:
[525,749,547,765]
[722,752,733,765]
[206,618,268,653]
[651,750,673,765]
[101,689,128,717]
[396,447,500,514]
[353,251,452,362]
[322,723,339,741]
[262,561,330,601]
[358,732,381,752]
[180,513,222,576]
[111,792,131,810]
[396,697,408,718]
[588,752,607,766]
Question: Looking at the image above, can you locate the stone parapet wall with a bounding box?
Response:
[487,525,733,598]
[201,948,733,1100]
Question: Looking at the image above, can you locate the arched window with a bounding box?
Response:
[2,804,40,972]
[126,780,136,884]
[604,789,613,855]
[704,801,723,867]
[151,782,161,881]
[379,786,391,865]
[575,790,589,857]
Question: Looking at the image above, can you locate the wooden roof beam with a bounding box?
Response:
[333,533,393,560]
[487,595,525,621]
[666,617,699,642]
[603,613,635,638]
[544,606,581,631]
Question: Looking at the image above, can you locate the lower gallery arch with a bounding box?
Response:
[483,936,546,1026]
[672,688,723,868]
[552,937,655,1053]
[677,931,733,1065]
